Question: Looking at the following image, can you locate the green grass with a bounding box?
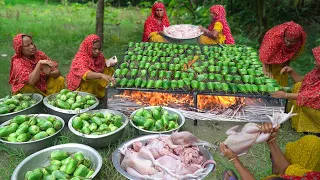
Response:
[0,2,309,180]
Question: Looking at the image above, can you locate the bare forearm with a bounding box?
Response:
[289,71,303,83]
[268,141,290,174]
[49,69,61,78]
[263,63,270,72]
[285,93,299,100]
[86,71,102,80]
[232,159,256,180]
[28,63,42,85]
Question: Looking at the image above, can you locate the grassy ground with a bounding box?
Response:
[0,2,311,180]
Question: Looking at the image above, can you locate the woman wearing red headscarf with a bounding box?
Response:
[271,46,320,133]
[259,21,307,87]
[9,34,65,96]
[199,5,235,45]
[142,2,170,42]
[66,34,116,99]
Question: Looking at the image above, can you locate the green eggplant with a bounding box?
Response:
[146,80,155,89]
[206,82,214,91]
[181,72,188,79]
[229,83,238,93]
[169,64,175,71]
[171,80,178,90]
[159,70,165,79]
[177,80,184,89]
[155,80,163,89]
[174,71,181,79]
[161,63,168,70]
[135,78,142,88]
[127,79,135,87]
[155,120,163,131]
[183,79,191,89]
[141,80,147,88]
[162,79,170,90]
[143,118,155,130]
[140,69,147,77]
[191,80,199,90]
[214,82,222,91]
[174,64,181,71]
[208,66,215,73]
[208,74,215,80]
[121,68,129,76]
[120,78,128,87]
[199,82,206,91]
[130,69,138,78]
[188,73,195,81]
[150,71,157,78]
[165,71,172,79]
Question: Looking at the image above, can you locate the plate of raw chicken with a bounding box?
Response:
[112,131,216,180]
[163,24,203,40]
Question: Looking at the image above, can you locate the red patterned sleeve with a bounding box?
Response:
[10,59,33,92]
[143,17,153,42]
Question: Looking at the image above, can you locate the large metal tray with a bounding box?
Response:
[112,134,215,180]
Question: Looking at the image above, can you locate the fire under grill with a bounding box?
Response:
[107,89,286,124]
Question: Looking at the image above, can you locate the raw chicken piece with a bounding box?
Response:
[224,106,297,156]
[121,150,158,175]
[171,131,216,148]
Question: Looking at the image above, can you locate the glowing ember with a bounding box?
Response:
[120,91,240,110]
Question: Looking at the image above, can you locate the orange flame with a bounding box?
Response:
[120,91,239,110]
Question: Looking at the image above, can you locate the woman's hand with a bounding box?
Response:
[258,123,280,142]
[280,66,294,75]
[270,91,287,99]
[101,74,116,85]
[220,142,237,160]
[42,65,51,75]
[198,26,208,33]
[39,60,55,67]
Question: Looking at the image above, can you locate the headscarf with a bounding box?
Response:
[66,34,106,90]
[9,34,58,93]
[259,21,307,64]
[297,46,320,109]
[142,2,170,42]
[207,5,235,44]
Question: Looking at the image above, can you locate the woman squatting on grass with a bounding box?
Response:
[9,34,65,96]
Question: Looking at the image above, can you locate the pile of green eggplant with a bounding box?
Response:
[132,107,179,131]
[0,115,63,142]
[25,150,94,180]
[115,42,282,94]
[0,94,37,114]
[72,112,123,135]
[47,89,97,110]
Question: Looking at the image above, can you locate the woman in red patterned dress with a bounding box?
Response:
[66,34,116,99]
[142,2,170,42]
[271,46,320,133]
[259,21,307,87]
[199,5,235,45]
[9,34,65,96]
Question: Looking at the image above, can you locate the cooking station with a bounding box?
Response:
[111,42,286,125]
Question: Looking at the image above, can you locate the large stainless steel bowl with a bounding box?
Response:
[11,143,103,180]
[43,91,99,123]
[68,109,129,148]
[0,114,65,154]
[112,134,215,180]
[0,93,43,124]
[130,106,185,135]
